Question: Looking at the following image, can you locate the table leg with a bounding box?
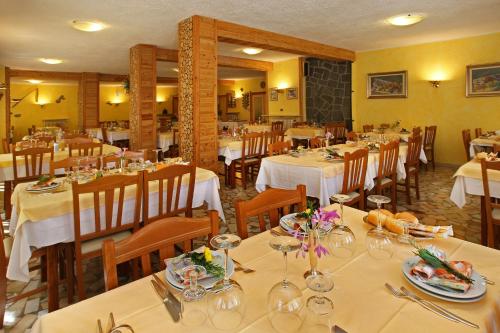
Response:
[47,245,59,312]
[4,181,12,220]
[480,196,487,246]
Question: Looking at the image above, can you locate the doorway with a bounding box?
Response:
[250,92,266,122]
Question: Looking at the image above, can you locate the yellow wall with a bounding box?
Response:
[10,83,79,141]
[352,32,500,165]
[0,66,6,151]
[156,86,178,116]
[267,58,301,116]
[228,78,266,120]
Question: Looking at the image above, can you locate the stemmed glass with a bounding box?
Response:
[152,148,163,163]
[267,236,304,333]
[365,195,393,259]
[181,268,207,327]
[304,273,334,332]
[207,234,245,330]
[328,194,356,258]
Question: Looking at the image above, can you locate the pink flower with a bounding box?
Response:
[314,244,329,258]
[325,132,332,139]
[296,242,309,258]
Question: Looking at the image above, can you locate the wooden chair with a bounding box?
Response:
[475,128,482,138]
[480,159,500,249]
[268,140,292,156]
[63,137,93,146]
[340,148,369,210]
[271,121,284,131]
[165,129,179,158]
[293,121,308,128]
[462,129,472,161]
[35,135,55,146]
[102,211,219,291]
[325,122,346,144]
[412,127,422,137]
[346,131,358,141]
[2,138,10,153]
[494,144,500,154]
[309,136,325,148]
[380,123,390,129]
[423,125,437,171]
[12,146,54,184]
[375,141,400,212]
[49,156,99,176]
[102,151,145,169]
[70,173,143,300]
[143,164,196,224]
[262,130,285,156]
[232,132,263,189]
[63,133,87,139]
[397,135,422,205]
[68,141,103,157]
[363,124,374,133]
[235,184,307,239]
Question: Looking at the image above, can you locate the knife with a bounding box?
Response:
[152,273,182,311]
[332,325,348,333]
[151,280,181,322]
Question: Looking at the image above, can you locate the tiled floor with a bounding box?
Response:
[0,164,483,332]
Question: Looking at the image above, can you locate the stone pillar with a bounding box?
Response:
[79,72,99,129]
[129,44,157,150]
[178,16,218,171]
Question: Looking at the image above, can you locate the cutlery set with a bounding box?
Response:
[150,273,182,322]
[97,312,135,333]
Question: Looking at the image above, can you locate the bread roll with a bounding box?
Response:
[366,210,391,227]
[394,212,418,224]
[366,210,412,235]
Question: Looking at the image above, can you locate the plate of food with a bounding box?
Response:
[402,246,486,302]
[165,247,234,290]
[25,175,61,192]
[280,212,333,237]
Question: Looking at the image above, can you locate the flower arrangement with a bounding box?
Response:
[325,131,332,146]
[390,120,401,130]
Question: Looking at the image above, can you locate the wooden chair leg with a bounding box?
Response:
[391,183,397,213]
[47,245,59,312]
[4,181,12,220]
[405,176,411,205]
[415,171,420,200]
[63,244,74,304]
[241,164,247,189]
[75,257,86,301]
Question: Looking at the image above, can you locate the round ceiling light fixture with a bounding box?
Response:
[39,58,63,65]
[386,13,424,26]
[172,68,179,72]
[26,79,42,84]
[72,20,107,32]
[242,48,263,55]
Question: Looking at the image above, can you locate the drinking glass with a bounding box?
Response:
[267,236,304,332]
[207,234,245,330]
[365,195,393,259]
[328,194,356,258]
[153,148,163,163]
[181,268,207,327]
[304,273,334,332]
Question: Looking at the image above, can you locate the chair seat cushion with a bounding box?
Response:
[408,166,416,173]
[81,230,132,255]
[345,191,360,201]
[3,236,13,258]
[380,177,392,186]
[235,158,260,165]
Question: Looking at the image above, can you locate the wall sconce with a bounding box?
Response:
[107,101,121,107]
[429,80,440,88]
[235,88,244,99]
[37,102,49,108]
[274,87,286,94]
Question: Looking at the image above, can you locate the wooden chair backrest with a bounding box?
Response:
[102,151,145,168]
[268,140,292,156]
[346,131,358,141]
[406,135,422,168]
[143,164,196,224]
[262,130,285,156]
[480,159,500,248]
[309,136,324,149]
[380,123,390,129]
[363,124,374,133]
[424,126,437,147]
[378,141,399,181]
[241,132,263,162]
[325,122,346,144]
[342,148,368,194]
[462,129,472,160]
[475,128,482,138]
[271,121,284,131]
[35,136,55,145]
[412,127,422,137]
[293,121,308,128]
[49,156,98,176]
[71,173,143,249]
[64,137,93,145]
[2,139,10,153]
[101,127,109,143]
[102,211,219,291]
[68,142,103,157]
[12,146,54,183]
[63,133,87,139]
[235,184,307,239]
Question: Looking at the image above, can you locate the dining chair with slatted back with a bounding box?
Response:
[235,184,307,239]
[380,123,390,129]
[262,131,285,157]
[68,141,103,157]
[326,122,346,144]
[475,128,483,138]
[293,121,308,128]
[376,141,400,212]
[462,129,472,161]
[412,127,422,137]
[143,164,196,224]
[71,173,143,300]
[480,159,500,249]
[63,133,88,139]
[423,125,437,171]
[36,136,55,146]
[341,148,369,210]
[363,124,374,133]
[268,140,292,156]
[346,131,358,141]
[271,121,284,132]
[233,132,263,189]
[102,211,219,291]
[309,136,324,149]
[12,146,54,184]
[49,156,99,177]
[397,135,422,205]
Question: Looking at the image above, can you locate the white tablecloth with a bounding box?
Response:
[86,128,103,140]
[219,138,244,165]
[244,124,271,133]
[218,121,245,131]
[256,145,408,206]
[157,132,174,152]
[7,169,225,282]
[469,137,499,157]
[285,127,325,139]
[107,130,129,143]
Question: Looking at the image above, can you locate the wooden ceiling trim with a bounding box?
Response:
[99,73,177,84]
[156,48,179,62]
[218,55,272,71]
[9,69,82,81]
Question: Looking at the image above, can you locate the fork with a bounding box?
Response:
[232,258,255,273]
[481,275,495,285]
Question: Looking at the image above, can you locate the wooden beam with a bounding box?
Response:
[215,18,355,62]
[218,79,235,86]
[99,73,177,84]
[8,69,82,81]
[157,77,178,84]
[218,55,272,71]
[156,48,178,62]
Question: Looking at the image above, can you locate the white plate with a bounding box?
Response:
[25,182,61,192]
[280,213,332,237]
[402,256,486,302]
[165,251,234,291]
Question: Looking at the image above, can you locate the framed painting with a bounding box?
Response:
[466,63,500,97]
[286,87,297,99]
[270,88,278,101]
[367,70,407,98]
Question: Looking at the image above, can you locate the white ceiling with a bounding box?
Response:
[1,0,499,76]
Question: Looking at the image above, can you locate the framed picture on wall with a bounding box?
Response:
[286,87,298,99]
[367,70,407,98]
[466,62,500,97]
[270,88,278,101]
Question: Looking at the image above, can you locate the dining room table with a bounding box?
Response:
[256,144,410,206]
[157,131,174,152]
[469,134,499,157]
[106,128,129,144]
[285,126,325,140]
[244,124,272,133]
[30,204,500,333]
[85,127,103,140]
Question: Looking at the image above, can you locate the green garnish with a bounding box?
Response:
[414,248,473,284]
[37,175,52,185]
[186,252,224,279]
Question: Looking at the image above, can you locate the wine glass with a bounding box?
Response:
[267,236,304,332]
[304,274,334,332]
[207,234,245,330]
[365,195,393,260]
[328,194,356,258]
[181,267,207,327]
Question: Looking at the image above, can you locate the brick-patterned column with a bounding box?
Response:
[178,16,218,171]
[79,72,99,129]
[129,44,157,150]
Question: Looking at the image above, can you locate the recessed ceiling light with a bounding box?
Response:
[386,13,424,26]
[172,68,179,72]
[26,79,42,84]
[72,20,106,32]
[242,48,263,55]
[40,58,63,65]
